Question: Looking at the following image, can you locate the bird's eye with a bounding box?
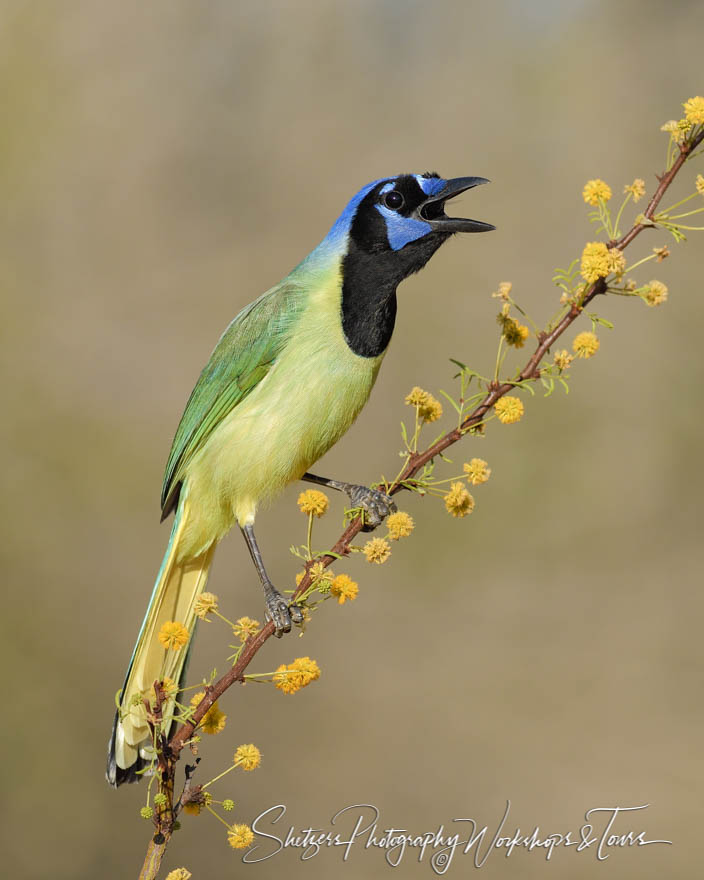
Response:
[383,190,404,211]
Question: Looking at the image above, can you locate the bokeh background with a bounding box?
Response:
[2,1,702,877]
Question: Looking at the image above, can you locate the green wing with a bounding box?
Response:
[160,279,305,517]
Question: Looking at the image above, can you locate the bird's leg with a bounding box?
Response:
[240,524,303,638]
[302,472,397,532]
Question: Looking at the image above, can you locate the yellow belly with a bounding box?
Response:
[176,284,384,560]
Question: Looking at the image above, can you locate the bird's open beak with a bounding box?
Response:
[417,176,495,233]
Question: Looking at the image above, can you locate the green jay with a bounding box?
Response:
[107,172,493,786]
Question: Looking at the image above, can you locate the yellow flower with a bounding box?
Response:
[363,537,391,564]
[419,395,443,422]
[607,247,626,276]
[643,280,668,307]
[193,591,218,620]
[553,350,573,371]
[234,743,261,771]
[405,386,430,407]
[228,824,255,850]
[582,179,612,206]
[222,799,235,812]
[165,870,192,880]
[292,656,320,686]
[274,657,321,694]
[297,489,329,517]
[387,511,414,539]
[273,663,298,694]
[696,174,704,196]
[580,241,611,283]
[330,573,359,604]
[463,458,491,485]
[623,179,645,202]
[405,386,443,422]
[653,245,670,262]
[190,692,227,735]
[683,96,704,125]
[201,704,227,735]
[494,396,524,424]
[140,806,153,819]
[661,119,691,144]
[500,315,530,348]
[232,616,261,641]
[492,281,513,300]
[572,331,600,358]
[444,482,475,518]
[158,621,189,651]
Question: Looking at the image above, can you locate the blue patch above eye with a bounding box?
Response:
[416,175,446,196]
[375,204,432,250]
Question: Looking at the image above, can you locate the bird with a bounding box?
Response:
[107,172,494,786]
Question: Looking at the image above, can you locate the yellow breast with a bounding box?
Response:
[177,266,385,560]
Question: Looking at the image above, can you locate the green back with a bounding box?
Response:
[161,278,306,516]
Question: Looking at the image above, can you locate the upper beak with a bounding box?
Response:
[417,176,495,233]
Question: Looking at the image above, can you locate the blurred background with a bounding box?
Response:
[2,1,702,877]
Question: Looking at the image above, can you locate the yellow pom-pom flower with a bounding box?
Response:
[572,331,600,358]
[386,511,414,539]
[683,96,704,125]
[582,179,612,206]
[580,241,611,283]
[492,281,512,300]
[222,799,235,812]
[444,482,475,518]
[274,657,321,694]
[643,280,668,307]
[623,179,645,202]
[495,396,524,424]
[165,869,192,880]
[330,574,359,604]
[553,350,573,370]
[193,591,218,620]
[696,174,704,197]
[190,692,227,735]
[500,317,530,348]
[607,247,626,276]
[463,458,491,485]
[232,616,261,641]
[234,743,261,771]
[158,621,189,651]
[297,489,329,517]
[228,824,255,850]
[405,386,443,422]
[363,537,391,564]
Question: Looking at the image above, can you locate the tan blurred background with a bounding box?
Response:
[2,0,702,877]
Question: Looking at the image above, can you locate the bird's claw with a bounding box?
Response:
[346,484,397,531]
[264,587,303,638]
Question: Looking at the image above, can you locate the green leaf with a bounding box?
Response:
[438,389,461,414]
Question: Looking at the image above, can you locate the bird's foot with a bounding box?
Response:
[264,585,303,638]
[344,484,397,531]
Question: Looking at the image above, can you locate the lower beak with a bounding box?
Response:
[418,176,495,233]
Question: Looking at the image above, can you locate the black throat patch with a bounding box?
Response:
[340,178,449,358]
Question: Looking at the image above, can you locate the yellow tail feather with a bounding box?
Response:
[111,498,215,776]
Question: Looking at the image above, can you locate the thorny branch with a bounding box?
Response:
[138,129,704,878]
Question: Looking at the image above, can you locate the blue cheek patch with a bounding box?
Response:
[375,204,432,251]
[416,175,447,196]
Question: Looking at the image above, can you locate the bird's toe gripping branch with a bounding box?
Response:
[301,471,397,532]
[263,584,304,638]
[345,484,397,531]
